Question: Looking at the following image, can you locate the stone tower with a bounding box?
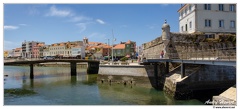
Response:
[162,20,170,41]
[161,20,171,59]
[83,37,88,46]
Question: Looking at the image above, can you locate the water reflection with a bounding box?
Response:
[4,66,203,105]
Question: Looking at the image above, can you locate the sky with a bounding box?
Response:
[3,3,181,50]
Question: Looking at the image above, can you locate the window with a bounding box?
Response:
[204,4,211,10]
[219,20,224,27]
[219,4,224,11]
[181,26,184,32]
[117,50,121,54]
[230,4,235,11]
[185,24,188,31]
[205,34,215,39]
[185,8,188,15]
[189,21,192,29]
[230,21,235,28]
[205,19,211,27]
[189,5,192,11]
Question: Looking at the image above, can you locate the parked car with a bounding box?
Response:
[43,56,55,60]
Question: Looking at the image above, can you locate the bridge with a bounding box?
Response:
[4,59,100,79]
[142,58,236,79]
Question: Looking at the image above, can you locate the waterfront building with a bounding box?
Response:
[12,48,22,58]
[113,44,125,58]
[136,46,143,57]
[4,51,9,58]
[71,45,85,59]
[85,42,110,59]
[21,41,45,58]
[102,44,112,57]
[113,40,136,59]
[7,50,14,57]
[43,45,50,57]
[47,41,84,58]
[178,4,236,38]
[32,43,45,58]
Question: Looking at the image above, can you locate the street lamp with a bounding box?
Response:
[105,38,110,61]
[112,30,116,63]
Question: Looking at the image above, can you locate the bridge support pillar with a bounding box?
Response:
[70,62,77,76]
[30,64,34,79]
[181,63,185,78]
[87,62,99,74]
[165,62,169,74]
[154,63,159,87]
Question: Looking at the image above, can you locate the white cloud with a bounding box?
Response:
[68,16,92,22]
[28,6,40,16]
[45,5,73,17]
[19,24,27,26]
[75,23,88,33]
[160,4,169,7]
[4,25,19,30]
[96,19,105,24]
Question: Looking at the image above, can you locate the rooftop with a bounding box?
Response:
[113,44,125,49]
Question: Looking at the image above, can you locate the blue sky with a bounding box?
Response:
[3,4,181,50]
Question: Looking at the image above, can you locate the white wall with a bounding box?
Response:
[179,4,236,33]
[196,4,236,33]
[179,4,196,33]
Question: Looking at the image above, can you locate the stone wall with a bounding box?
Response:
[98,64,167,89]
[142,32,236,60]
[163,64,236,100]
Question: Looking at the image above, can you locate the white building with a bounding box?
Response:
[22,41,45,58]
[178,4,236,38]
[71,46,85,59]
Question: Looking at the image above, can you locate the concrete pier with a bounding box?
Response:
[212,85,236,105]
[181,63,185,78]
[30,64,34,79]
[70,62,77,76]
[163,64,236,100]
[87,62,100,74]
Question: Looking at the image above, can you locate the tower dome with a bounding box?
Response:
[162,20,170,41]
[162,20,170,29]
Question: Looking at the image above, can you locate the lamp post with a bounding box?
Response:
[105,38,110,61]
[112,30,116,63]
[107,39,110,61]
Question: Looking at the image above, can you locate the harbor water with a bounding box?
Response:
[4,66,203,105]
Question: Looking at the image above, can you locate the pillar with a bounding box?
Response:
[165,62,169,74]
[181,63,185,78]
[71,62,77,76]
[30,64,34,79]
[154,63,158,87]
[87,62,99,74]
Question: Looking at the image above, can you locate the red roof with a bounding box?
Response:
[113,44,125,49]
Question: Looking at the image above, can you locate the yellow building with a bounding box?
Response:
[4,51,9,58]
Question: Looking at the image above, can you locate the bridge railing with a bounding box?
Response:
[145,47,236,61]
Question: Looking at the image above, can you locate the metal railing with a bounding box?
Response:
[145,47,236,61]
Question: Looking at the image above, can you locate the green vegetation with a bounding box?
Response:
[120,57,128,61]
[4,88,37,96]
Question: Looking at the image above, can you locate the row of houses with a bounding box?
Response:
[4,37,140,60]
